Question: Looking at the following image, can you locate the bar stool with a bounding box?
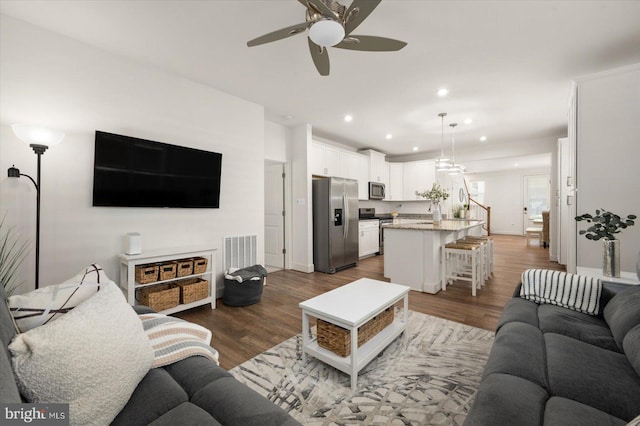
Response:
[442,241,483,296]
[461,236,494,280]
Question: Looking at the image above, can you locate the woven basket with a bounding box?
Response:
[175,278,209,304]
[176,259,194,277]
[192,257,208,274]
[135,264,159,284]
[317,307,394,357]
[158,262,177,281]
[138,283,179,311]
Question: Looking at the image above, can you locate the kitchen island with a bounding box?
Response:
[383,220,485,293]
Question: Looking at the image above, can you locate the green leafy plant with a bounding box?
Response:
[416,183,449,204]
[0,216,30,296]
[575,209,636,241]
[452,204,463,218]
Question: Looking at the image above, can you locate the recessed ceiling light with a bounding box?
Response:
[480,136,487,142]
[437,88,448,97]
[413,146,418,151]
[284,114,294,121]
[344,114,353,123]
[514,163,519,167]
[464,118,473,125]
[386,134,393,140]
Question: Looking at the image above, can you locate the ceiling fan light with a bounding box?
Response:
[309,19,345,47]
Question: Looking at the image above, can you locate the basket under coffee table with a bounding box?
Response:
[299,278,410,390]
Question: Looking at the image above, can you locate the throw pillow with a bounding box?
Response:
[9,281,153,426]
[8,264,108,332]
[520,269,602,315]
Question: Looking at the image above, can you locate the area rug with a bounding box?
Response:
[229,311,494,425]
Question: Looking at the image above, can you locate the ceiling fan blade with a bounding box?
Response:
[247,22,309,47]
[308,38,330,76]
[344,0,381,35]
[335,35,407,52]
[297,0,336,18]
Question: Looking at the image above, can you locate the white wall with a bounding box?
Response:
[465,168,550,235]
[264,120,291,163]
[0,15,265,294]
[290,124,313,272]
[575,64,640,272]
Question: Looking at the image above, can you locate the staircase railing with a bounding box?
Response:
[463,178,491,236]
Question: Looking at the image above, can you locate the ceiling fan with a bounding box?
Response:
[246,0,407,76]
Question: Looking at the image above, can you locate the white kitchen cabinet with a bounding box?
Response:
[361,149,387,183]
[310,142,340,177]
[388,162,404,201]
[402,160,435,200]
[339,151,360,180]
[359,220,380,258]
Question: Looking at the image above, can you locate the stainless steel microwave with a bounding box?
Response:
[369,182,386,200]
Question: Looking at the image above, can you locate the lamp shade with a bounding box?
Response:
[309,20,345,47]
[12,124,65,147]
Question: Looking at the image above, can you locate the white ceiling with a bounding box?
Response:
[2,0,640,160]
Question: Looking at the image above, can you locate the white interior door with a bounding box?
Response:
[523,174,550,234]
[264,163,285,269]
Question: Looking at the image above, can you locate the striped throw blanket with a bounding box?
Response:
[520,269,602,316]
[139,313,219,368]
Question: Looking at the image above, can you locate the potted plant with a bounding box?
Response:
[0,217,30,296]
[452,204,463,219]
[575,209,636,277]
[416,183,449,225]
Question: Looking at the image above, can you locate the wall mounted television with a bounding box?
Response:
[92,131,222,208]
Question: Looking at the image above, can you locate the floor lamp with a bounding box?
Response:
[7,124,64,289]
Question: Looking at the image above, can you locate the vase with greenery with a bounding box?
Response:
[452,204,463,219]
[575,209,636,277]
[416,183,450,224]
[0,216,30,296]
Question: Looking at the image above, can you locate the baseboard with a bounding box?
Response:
[292,263,314,273]
[422,281,441,294]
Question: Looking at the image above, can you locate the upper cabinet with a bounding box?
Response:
[310,142,340,177]
[387,162,404,201]
[361,149,387,183]
[402,160,435,200]
[311,141,369,200]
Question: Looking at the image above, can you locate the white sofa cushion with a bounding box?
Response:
[520,269,602,316]
[9,281,153,426]
[8,264,108,332]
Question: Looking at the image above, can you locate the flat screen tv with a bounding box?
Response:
[92,131,222,208]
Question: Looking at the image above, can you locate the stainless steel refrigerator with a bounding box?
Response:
[312,177,359,273]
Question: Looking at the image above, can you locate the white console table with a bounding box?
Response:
[119,245,217,314]
[576,266,639,285]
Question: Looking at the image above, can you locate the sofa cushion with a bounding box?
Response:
[192,376,301,426]
[496,297,539,331]
[543,396,626,426]
[538,304,619,352]
[603,285,640,350]
[8,264,107,332]
[9,281,153,425]
[545,333,640,421]
[463,373,548,426]
[623,324,640,377]
[148,402,221,426]
[163,356,232,399]
[0,346,21,403]
[521,269,602,315]
[112,367,189,426]
[481,322,548,389]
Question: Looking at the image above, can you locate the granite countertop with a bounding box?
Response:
[383,219,484,232]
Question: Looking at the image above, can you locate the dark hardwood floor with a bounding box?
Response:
[176,234,564,370]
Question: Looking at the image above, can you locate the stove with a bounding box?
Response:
[358,208,394,255]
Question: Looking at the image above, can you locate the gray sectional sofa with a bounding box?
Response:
[0,285,300,426]
[464,282,640,425]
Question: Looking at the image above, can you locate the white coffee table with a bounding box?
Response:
[299,278,410,390]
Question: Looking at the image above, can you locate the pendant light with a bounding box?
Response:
[435,112,452,171]
[448,122,465,175]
